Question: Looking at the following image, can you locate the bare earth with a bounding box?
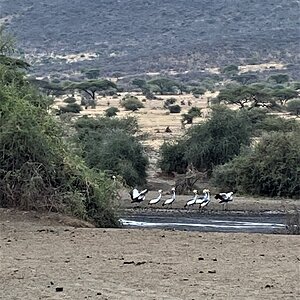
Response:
[1,209,299,300]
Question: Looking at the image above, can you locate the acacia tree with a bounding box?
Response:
[271,88,298,105]
[147,78,186,94]
[66,79,117,107]
[216,84,274,110]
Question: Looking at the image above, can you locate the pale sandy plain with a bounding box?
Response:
[0,208,299,300]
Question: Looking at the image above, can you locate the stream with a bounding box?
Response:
[120,212,286,233]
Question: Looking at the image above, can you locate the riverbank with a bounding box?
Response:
[1,208,299,299]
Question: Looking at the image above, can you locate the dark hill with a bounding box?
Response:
[1,0,299,77]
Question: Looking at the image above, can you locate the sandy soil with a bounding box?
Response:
[0,208,299,300]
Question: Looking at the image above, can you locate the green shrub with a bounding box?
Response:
[212,131,300,198]
[74,116,148,186]
[255,116,299,133]
[159,142,188,174]
[121,95,144,111]
[105,106,119,117]
[191,87,206,96]
[168,104,181,113]
[159,106,252,174]
[286,98,300,116]
[59,103,81,114]
[184,106,251,172]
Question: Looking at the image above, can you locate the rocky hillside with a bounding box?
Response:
[1,0,299,77]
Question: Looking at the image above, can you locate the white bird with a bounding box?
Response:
[184,190,198,208]
[162,187,176,207]
[148,190,163,205]
[130,188,148,203]
[195,189,211,210]
[215,192,234,210]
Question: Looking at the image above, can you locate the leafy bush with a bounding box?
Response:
[184,106,251,172]
[168,104,181,113]
[74,116,148,186]
[159,106,252,174]
[212,131,300,198]
[286,98,300,116]
[159,142,188,174]
[105,106,119,117]
[121,95,144,111]
[59,103,81,114]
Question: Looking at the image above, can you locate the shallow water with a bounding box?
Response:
[120,213,286,233]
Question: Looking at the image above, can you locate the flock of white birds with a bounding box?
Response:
[130,188,234,210]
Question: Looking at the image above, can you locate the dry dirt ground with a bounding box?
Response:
[0,208,299,300]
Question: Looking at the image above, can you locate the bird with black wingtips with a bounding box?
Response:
[148,189,163,205]
[162,187,176,207]
[130,188,148,203]
[184,189,198,208]
[195,189,211,210]
[215,192,234,210]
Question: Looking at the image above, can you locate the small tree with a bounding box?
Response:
[66,79,117,107]
[272,88,298,105]
[159,106,252,174]
[217,84,273,110]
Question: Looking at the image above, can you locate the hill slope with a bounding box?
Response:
[1,0,299,76]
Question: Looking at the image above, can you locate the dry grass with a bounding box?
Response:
[55,91,217,150]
